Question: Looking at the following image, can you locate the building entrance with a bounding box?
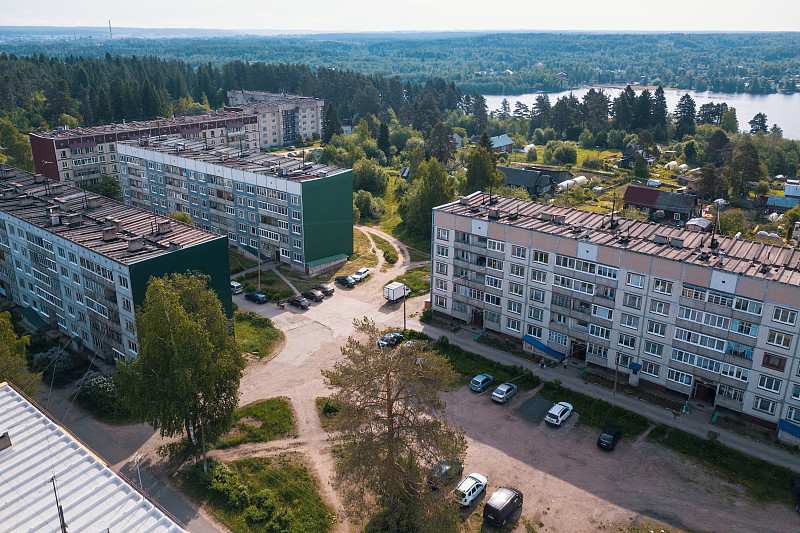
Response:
[693,379,716,404]
[569,341,587,361]
[471,309,483,328]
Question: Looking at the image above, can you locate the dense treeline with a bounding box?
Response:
[2,32,799,95]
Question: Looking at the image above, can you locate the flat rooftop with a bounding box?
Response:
[32,111,254,139]
[437,192,800,285]
[0,164,223,265]
[120,137,347,182]
[0,382,187,533]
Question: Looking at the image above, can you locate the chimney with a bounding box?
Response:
[102,226,118,241]
[127,236,143,252]
[34,174,45,184]
[585,225,592,238]
[87,196,102,209]
[157,220,172,234]
[168,241,181,251]
[64,213,82,228]
[18,196,34,207]
[47,205,60,226]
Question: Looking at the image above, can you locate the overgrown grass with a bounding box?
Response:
[234,309,284,358]
[182,456,333,533]
[538,381,650,437]
[370,233,398,265]
[215,398,296,448]
[233,270,293,300]
[647,424,796,505]
[229,250,258,275]
[390,264,430,295]
[315,397,341,432]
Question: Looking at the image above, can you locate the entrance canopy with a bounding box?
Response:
[523,335,565,361]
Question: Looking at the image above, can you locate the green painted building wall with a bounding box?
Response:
[128,236,233,317]
[301,169,354,263]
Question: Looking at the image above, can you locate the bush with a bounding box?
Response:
[383,249,398,264]
[438,341,540,391]
[74,371,130,420]
[420,308,433,322]
[33,347,90,386]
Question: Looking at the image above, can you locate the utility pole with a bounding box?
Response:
[611,354,619,408]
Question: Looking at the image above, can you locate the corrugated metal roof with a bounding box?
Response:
[490,134,513,149]
[622,184,660,208]
[767,196,800,209]
[0,382,187,533]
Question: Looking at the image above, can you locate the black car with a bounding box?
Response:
[287,296,310,309]
[244,292,268,304]
[312,283,335,296]
[426,460,463,490]
[301,289,324,302]
[377,332,403,347]
[335,275,355,288]
[482,486,523,527]
[597,426,622,450]
[791,479,800,514]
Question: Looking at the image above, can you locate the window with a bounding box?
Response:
[549,331,567,345]
[718,384,745,403]
[507,300,522,315]
[734,297,762,316]
[510,264,525,278]
[618,334,636,349]
[758,374,782,393]
[644,341,663,357]
[528,307,544,321]
[589,324,611,340]
[280,248,291,258]
[484,293,501,307]
[434,294,447,308]
[667,369,693,386]
[617,353,633,367]
[506,318,521,332]
[599,286,616,301]
[596,264,618,279]
[452,301,468,313]
[773,307,797,326]
[587,344,608,359]
[591,304,613,321]
[678,307,728,330]
[792,384,800,400]
[730,319,757,337]
[626,272,644,288]
[508,282,524,297]
[436,227,450,240]
[620,313,639,330]
[485,276,502,289]
[530,288,545,302]
[511,245,526,259]
[649,299,670,316]
[762,353,787,372]
[292,224,301,234]
[436,245,449,257]
[530,269,546,284]
[682,285,707,301]
[487,239,505,253]
[487,258,504,271]
[554,313,568,325]
[753,396,776,415]
[653,279,673,295]
[623,293,642,309]
[118,276,129,289]
[435,278,448,292]
[435,262,448,275]
[526,325,542,338]
[647,320,667,337]
[767,330,792,349]
[674,327,725,352]
[720,362,749,382]
[531,250,549,264]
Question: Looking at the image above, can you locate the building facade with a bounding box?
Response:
[0,164,231,363]
[432,191,800,430]
[29,112,259,185]
[118,137,353,274]
[226,90,324,149]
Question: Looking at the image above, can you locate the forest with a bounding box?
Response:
[1,31,798,95]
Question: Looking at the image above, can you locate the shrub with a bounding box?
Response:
[33,347,89,386]
[384,249,398,264]
[420,308,433,322]
[320,399,339,418]
[75,371,130,420]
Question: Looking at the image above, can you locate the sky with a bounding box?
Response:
[3,0,799,33]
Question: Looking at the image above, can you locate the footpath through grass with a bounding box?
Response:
[390,264,430,296]
[215,398,296,448]
[647,424,796,505]
[183,456,333,533]
[234,310,284,358]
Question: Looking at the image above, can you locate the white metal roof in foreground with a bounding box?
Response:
[0,382,188,533]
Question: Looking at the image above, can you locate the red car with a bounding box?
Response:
[301,289,324,302]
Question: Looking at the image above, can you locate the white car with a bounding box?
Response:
[454,473,488,506]
[544,401,574,426]
[351,268,371,282]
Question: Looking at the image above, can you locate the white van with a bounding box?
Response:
[230,281,244,294]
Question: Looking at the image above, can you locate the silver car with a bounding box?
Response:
[491,383,518,404]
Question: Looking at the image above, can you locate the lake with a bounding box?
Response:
[484,88,800,141]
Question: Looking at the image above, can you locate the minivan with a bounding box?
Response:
[230,281,244,294]
[482,486,523,526]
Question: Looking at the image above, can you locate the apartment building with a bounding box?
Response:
[29,111,259,185]
[226,90,324,149]
[432,191,800,431]
[0,164,231,363]
[118,137,353,274]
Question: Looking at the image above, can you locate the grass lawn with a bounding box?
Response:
[229,250,258,275]
[279,228,377,291]
[390,264,430,295]
[182,455,333,533]
[233,270,293,300]
[234,310,285,358]
[214,398,297,448]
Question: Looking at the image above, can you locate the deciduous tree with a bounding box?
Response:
[398,158,456,237]
[0,311,40,397]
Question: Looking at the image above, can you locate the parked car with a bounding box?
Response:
[454,473,487,506]
[301,289,324,302]
[597,426,622,450]
[312,283,334,296]
[470,373,494,392]
[230,281,244,294]
[544,401,574,426]
[244,291,268,304]
[482,487,523,527]
[426,460,463,490]
[378,332,403,347]
[491,383,518,404]
[792,479,800,514]
[351,267,371,282]
[287,296,310,309]
[335,275,355,288]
